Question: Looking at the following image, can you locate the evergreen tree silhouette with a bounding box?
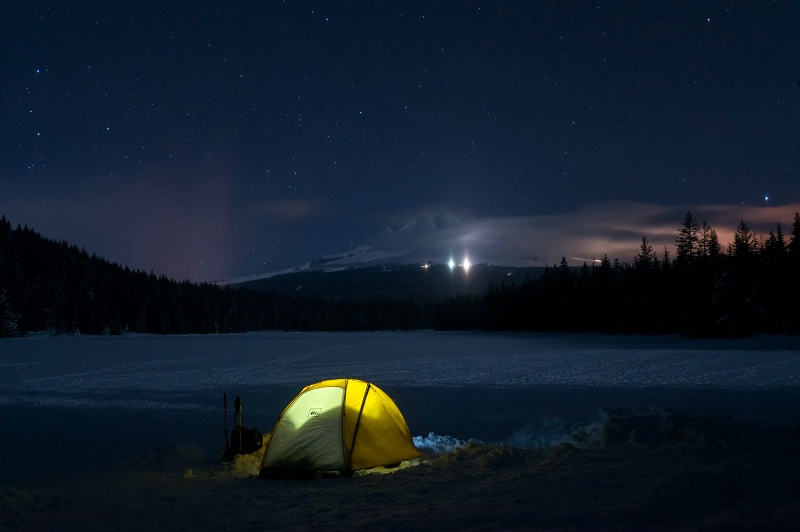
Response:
[675,211,700,265]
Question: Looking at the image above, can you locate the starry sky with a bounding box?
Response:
[2,1,799,282]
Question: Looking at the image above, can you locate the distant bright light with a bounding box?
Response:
[463,257,471,272]
[448,259,455,270]
[764,195,769,202]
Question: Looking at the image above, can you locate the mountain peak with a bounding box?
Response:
[385,211,462,233]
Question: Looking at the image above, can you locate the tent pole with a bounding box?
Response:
[347,383,371,471]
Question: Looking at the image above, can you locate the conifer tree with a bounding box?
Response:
[763,224,786,260]
[785,213,800,333]
[698,221,720,259]
[675,211,700,264]
[662,247,671,269]
[788,212,800,256]
[733,219,758,258]
[634,236,657,271]
[712,219,761,337]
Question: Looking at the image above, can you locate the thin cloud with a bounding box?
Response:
[0,169,238,281]
[366,201,800,267]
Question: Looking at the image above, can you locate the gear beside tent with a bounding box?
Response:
[259,378,420,478]
[222,394,264,461]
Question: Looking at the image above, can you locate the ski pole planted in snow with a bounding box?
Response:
[223,392,230,454]
[234,395,242,454]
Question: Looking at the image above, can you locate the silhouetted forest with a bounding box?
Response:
[436,212,800,338]
[1,211,799,339]
[0,216,428,336]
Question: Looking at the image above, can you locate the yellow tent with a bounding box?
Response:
[259,379,420,478]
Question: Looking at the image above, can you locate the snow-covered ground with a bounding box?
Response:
[3,331,799,399]
[2,331,799,450]
[2,331,800,529]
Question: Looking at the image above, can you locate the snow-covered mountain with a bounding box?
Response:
[221,211,468,285]
[219,200,800,288]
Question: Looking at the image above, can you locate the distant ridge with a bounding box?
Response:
[216,211,544,301]
[231,262,546,303]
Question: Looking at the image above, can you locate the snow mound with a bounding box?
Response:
[504,407,749,450]
[413,432,483,454]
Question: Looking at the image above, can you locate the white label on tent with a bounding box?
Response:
[307,408,322,417]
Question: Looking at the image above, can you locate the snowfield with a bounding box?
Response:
[3,330,800,445]
[2,331,800,530]
[3,331,799,399]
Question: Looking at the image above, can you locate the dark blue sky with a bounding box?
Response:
[2,1,799,281]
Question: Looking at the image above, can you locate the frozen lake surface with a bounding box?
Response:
[2,331,799,450]
[2,331,800,403]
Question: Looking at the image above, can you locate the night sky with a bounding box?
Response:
[2,1,799,282]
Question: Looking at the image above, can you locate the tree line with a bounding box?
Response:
[1,211,799,338]
[434,212,800,338]
[0,216,427,337]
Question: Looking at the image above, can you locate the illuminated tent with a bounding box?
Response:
[259,379,420,478]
